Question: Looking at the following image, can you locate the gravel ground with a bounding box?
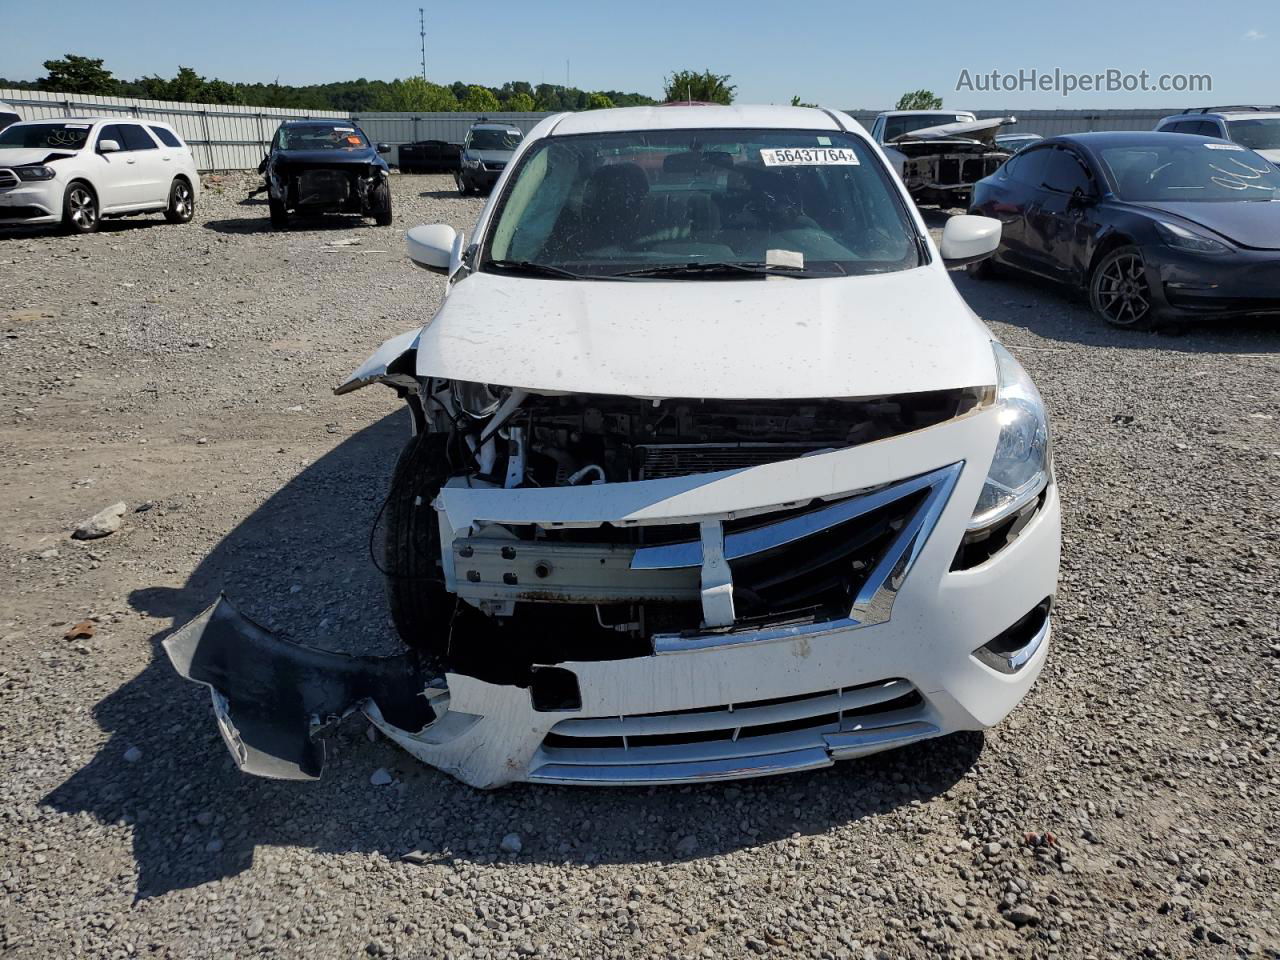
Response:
[1,172,1278,960]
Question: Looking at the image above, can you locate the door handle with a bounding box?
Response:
[162,156,172,162]
[126,158,137,164]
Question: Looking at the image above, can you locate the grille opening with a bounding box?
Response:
[543,687,924,751]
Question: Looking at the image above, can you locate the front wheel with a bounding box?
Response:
[383,433,455,660]
[268,197,288,228]
[164,178,195,223]
[371,180,393,226]
[1089,245,1156,330]
[456,173,471,196]
[62,182,99,234]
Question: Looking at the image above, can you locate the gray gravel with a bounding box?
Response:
[1,172,1278,959]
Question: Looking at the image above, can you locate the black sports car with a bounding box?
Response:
[969,131,1280,328]
[260,121,393,228]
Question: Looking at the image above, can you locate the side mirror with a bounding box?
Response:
[98,139,121,154]
[376,142,391,154]
[407,224,458,274]
[940,214,1001,267]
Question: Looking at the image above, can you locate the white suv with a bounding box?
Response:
[0,117,200,233]
[1155,106,1280,164]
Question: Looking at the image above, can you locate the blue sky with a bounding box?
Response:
[0,0,1274,109]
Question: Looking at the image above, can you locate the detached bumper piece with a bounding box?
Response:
[163,596,432,780]
[528,678,937,785]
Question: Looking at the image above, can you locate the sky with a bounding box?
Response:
[0,0,1274,110]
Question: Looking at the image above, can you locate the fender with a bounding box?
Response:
[333,327,423,396]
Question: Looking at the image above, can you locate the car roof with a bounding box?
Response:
[278,119,358,127]
[468,122,521,131]
[1049,130,1241,149]
[549,104,848,136]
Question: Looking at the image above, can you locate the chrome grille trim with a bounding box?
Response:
[0,169,18,189]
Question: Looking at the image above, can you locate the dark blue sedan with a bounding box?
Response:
[969,131,1280,329]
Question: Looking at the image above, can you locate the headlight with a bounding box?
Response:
[970,342,1051,529]
[15,165,56,181]
[1154,219,1231,255]
[451,380,503,419]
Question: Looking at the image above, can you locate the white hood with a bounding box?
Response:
[413,269,996,399]
[890,117,1015,145]
[0,147,79,167]
[1256,147,1280,165]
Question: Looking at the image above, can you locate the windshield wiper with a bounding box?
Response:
[614,260,843,279]
[485,259,591,280]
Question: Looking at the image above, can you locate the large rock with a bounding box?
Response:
[72,502,127,540]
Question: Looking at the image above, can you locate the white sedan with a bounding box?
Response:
[167,104,1060,788]
[0,117,199,233]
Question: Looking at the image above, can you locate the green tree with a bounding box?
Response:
[376,76,459,112]
[506,91,537,112]
[460,85,500,113]
[662,69,735,104]
[586,92,614,110]
[895,89,943,110]
[790,95,818,107]
[39,54,117,95]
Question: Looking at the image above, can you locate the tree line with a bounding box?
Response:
[0,55,661,113]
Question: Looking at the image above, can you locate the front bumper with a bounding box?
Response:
[166,408,1061,787]
[1150,246,1280,319]
[0,175,61,224]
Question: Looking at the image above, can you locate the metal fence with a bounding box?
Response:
[2,87,1184,170]
[0,89,348,170]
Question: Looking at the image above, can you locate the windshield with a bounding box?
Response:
[273,124,368,150]
[0,122,91,150]
[1101,141,1280,201]
[1226,117,1280,151]
[468,129,522,152]
[482,128,921,279]
[885,114,973,140]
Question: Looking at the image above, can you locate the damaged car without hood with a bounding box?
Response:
[167,105,1061,788]
[871,110,1017,208]
[259,120,393,228]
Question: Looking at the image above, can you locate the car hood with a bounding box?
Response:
[465,149,514,164]
[1254,147,1280,165]
[890,117,1015,146]
[272,148,380,166]
[1135,199,1280,251]
[413,268,996,399]
[0,148,80,167]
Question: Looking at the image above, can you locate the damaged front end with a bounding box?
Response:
[166,332,1035,787]
[885,117,1017,207]
[267,157,388,216]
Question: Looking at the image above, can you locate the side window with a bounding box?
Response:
[1041,148,1094,194]
[871,117,884,142]
[97,124,123,151]
[1194,121,1223,138]
[118,124,157,151]
[1009,146,1051,187]
[1162,121,1190,134]
[149,125,182,148]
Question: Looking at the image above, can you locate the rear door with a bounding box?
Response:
[986,146,1052,271]
[1024,146,1102,282]
[116,123,168,205]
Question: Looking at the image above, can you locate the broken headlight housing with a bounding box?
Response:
[451,380,504,419]
[969,342,1050,529]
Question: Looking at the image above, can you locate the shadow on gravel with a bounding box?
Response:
[44,411,984,901]
[203,216,384,235]
[420,190,480,200]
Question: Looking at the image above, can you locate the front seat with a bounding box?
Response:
[578,163,650,251]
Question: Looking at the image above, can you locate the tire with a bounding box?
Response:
[383,432,455,659]
[62,181,99,234]
[966,256,998,280]
[456,173,470,196]
[164,178,195,223]
[268,197,288,228]
[371,179,393,226]
[1089,245,1157,330]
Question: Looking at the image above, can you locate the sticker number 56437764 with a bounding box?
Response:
[760,147,859,166]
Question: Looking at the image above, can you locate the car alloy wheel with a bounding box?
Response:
[1091,248,1154,329]
[67,185,97,232]
[166,180,194,223]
